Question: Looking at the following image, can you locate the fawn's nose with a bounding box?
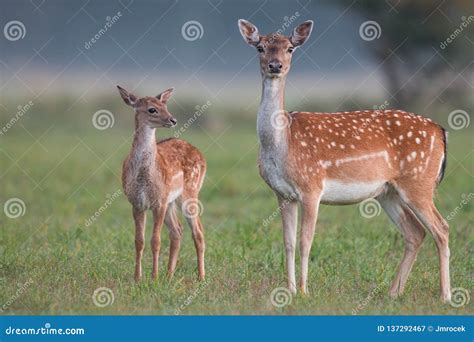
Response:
[268,60,283,73]
[169,117,177,126]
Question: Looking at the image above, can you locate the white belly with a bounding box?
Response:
[321,179,386,205]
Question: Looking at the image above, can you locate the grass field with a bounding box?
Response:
[0,110,472,315]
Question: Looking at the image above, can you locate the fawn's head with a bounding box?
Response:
[117,85,177,128]
[238,19,313,78]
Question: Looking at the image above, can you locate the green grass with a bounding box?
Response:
[0,119,472,315]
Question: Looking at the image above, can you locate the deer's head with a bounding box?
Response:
[238,19,313,78]
[117,86,177,128]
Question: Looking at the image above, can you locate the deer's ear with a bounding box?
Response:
[117,85,137,106]
[290,20,313,47]
[157,88,174,103]
[238,19,260,46]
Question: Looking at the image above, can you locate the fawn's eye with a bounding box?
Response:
[148,108,157,113]
[287,47,294,54]
[256,46,264,53]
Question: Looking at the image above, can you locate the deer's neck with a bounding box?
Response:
[257,76,287,150]
[130,119,157,171]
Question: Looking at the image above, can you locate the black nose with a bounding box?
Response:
[169,118,177,126]
[268,61,282,72]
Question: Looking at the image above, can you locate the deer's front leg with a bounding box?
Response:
[278,195,298,294]
[299,193,321,294]
[133,207,146,282]
[151,204,167,280]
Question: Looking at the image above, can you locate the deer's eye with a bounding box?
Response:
[287,47,294,54]
[148,108,157,113]
[256,46,264,53]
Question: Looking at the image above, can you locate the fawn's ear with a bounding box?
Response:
[157,88,174,103]
[290,20,313,47]
[117,85,137,106]
[238,19,260,46]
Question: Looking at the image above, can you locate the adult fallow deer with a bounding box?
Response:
[238,19,450,302]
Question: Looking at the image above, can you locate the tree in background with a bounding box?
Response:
[335,0,473,110]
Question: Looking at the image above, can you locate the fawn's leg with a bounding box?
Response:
[185,215,205,281]
[299,193,320,294]
[151,204,167,280]
[133,208,146,282]
[278,195,298,294]
[378,191,426,298]
[164,203,183,278]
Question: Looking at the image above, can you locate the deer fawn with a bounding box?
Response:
[118,86,206,282]
[238,19,451,302]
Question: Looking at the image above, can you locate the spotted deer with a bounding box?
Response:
[118,86,206,282]
[238,20,451,302]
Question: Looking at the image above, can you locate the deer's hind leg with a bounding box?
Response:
[394,182,451,302]
[164,202,183,278]
[377,189,426,298]
[179,193,205,281]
